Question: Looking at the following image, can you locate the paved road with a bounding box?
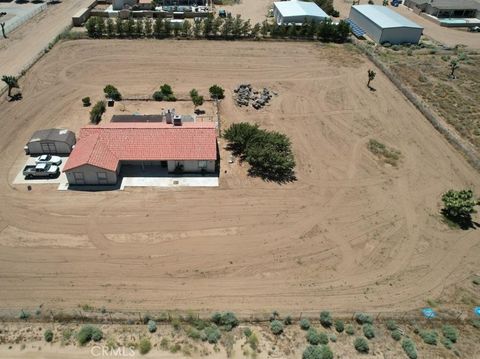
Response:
[0,0,92,91]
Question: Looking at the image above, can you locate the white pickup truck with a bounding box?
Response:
[23,163,59,179]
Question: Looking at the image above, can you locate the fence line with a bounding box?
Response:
[4,3,47,35]
[354,40,480,172]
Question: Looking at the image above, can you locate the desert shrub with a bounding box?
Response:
[334,319,344,333]
[248,332,259,350]
[386,319,397,331]
[363,324,375,339]
[103,84,121,101]
[300,318,311,330]
[90,100,106,124]
[170,343,181,353]
[209,84,225,99]
[442,337,453,349]
[243,327,252,337]
[270,310,279,321]
[284,315,293,325]
[138,338,152,355]
[302,345,333,359]
[190,88,204,107]
[160,337,169,349]
[187,327,201,340]
[355,313,373,325]
[82,97,91,107]
[345,324,355,335]
[320,311,332,328]
[44,329,54,342]
[420,330,438,345]
[329,334,337,342]
[152,91,164,101]
[441,189,477,226]
[402,338,417,359]
[157,83,176,101]
[442,324,458,343]
[471,319,480,329]
[270,320,284,335]
[318,332,329,345]
[19,310,30,320]
[203,326,221,344]
[368,139,401,166]
[354,337,369,353]
[210,311,239,331]
[473,276,480,285]
[77,325,102,345]
[306,328,321,345]
[391,329,402,341]
[147,320,157,333]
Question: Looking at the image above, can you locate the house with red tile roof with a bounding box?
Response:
[63,122,217,185]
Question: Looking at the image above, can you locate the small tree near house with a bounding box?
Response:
[441,189,478,227]
[90,101,106,124]
[209,84,225,100]
[103,84,122,101]
[190,89,204,108]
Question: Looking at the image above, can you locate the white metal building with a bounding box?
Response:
[25,129,76,155]
[273,0,329,25]
[349,5,423,44]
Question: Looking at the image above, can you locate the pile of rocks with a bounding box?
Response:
[233,84,276,110]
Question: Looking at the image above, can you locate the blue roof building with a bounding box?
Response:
[349,5,423,44]
[273,0,329,25]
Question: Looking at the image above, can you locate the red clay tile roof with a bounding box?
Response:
[64,123,217,172]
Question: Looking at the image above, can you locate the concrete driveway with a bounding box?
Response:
[12,156,69,186]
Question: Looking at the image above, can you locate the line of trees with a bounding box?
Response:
[85,15,350,43]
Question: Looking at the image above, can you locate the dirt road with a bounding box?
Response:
[0,0,93,90]
[0,40,478,315]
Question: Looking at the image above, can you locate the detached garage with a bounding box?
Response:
[349,5,423,44]
[273,0,329,25]
[25,128,76,155]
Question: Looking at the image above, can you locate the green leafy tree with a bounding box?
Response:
[212,17,223,37]
[209,84,225,99]
[222,16,234,38]
[335,20,350,42]
[96,17,105,36]
[317,19,336,41]
[1,75,19,98]
[90,101,106,124]
[106,18,115,37]
[260,20,269,37]
[144,18,153,37]
[104,84,122,101]
[85,17,97,37]
[164,19,172,37]
[181,19,191,37]
[190,89,204,107]
[116,18,125,37]
[203,15,213,37]
[44,329,54,342]
[153,17,163,38]
[193,19,202,38]
[232,15,243,38]
[125,18,135,37]
[441,189,477,225]
[135,19,144,37]
[223,122,260,154]
[288,24,297,38]
[251,23,261,38]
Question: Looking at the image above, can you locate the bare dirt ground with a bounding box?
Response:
[0,40,479,316]
[333,0,480,49]
[0,0,93,87]
[219,0,273,24]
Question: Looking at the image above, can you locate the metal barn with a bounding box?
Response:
[25,129,76,155]
[349,5,423,44]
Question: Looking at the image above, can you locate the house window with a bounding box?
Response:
[73,172,85,184]
[198,160,207,169]
[97,172,108,184]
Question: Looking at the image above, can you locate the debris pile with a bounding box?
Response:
[233,84,276,109]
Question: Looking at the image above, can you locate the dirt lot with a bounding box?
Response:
[0,40,479,316]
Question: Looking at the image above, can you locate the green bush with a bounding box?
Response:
[471,319,480,329]
[334,319,344,333]
[203,326,221,344]
[442,337,453,349]
[90,100,106,124]
[210,312,239,331]
[103,84,121,101]
[187,327,201,340]
[77,325,102,345]
[270,320,284,335]
[302,345,333,359]
[243,327,252,337]
[209,84,225,100]
[329,334,337,342]
[345,324,355,335]
[320,311,332,328]
[248,332,259,350]
[391,329,402,341]
[441,189,478,226]
[44,329,54,342]
[138,337,152,355]
[354,337,369,353]
[223,122,260,155]
[152,91,164,101]
[147,320,157,333]
[306,328,321,345]
[82,97,91,107]
[363,324,375,339]
[401,338,417,359]
[420,330,438,345]
[386,319,397,331]
[300,318,311,330]
[355,313,373,325]
[19,310,30,320]
[160,83,173,96]
[284,315,293,325]
[442,325,458,343]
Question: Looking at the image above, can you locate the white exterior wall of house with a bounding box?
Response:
[349,8,384,43]
[167,160,216,173]
[66,164,118,185]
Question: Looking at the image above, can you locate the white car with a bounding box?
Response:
[35,154,62,166]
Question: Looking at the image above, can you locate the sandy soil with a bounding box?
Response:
[0,0,93,87]
[220,0,273,24]
[0,40,479,316]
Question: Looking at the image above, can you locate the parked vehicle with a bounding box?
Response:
[35,154,62,166]
[23,163,59,179]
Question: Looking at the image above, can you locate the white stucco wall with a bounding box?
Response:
[66,164,118,185]
[167,160,216,173]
